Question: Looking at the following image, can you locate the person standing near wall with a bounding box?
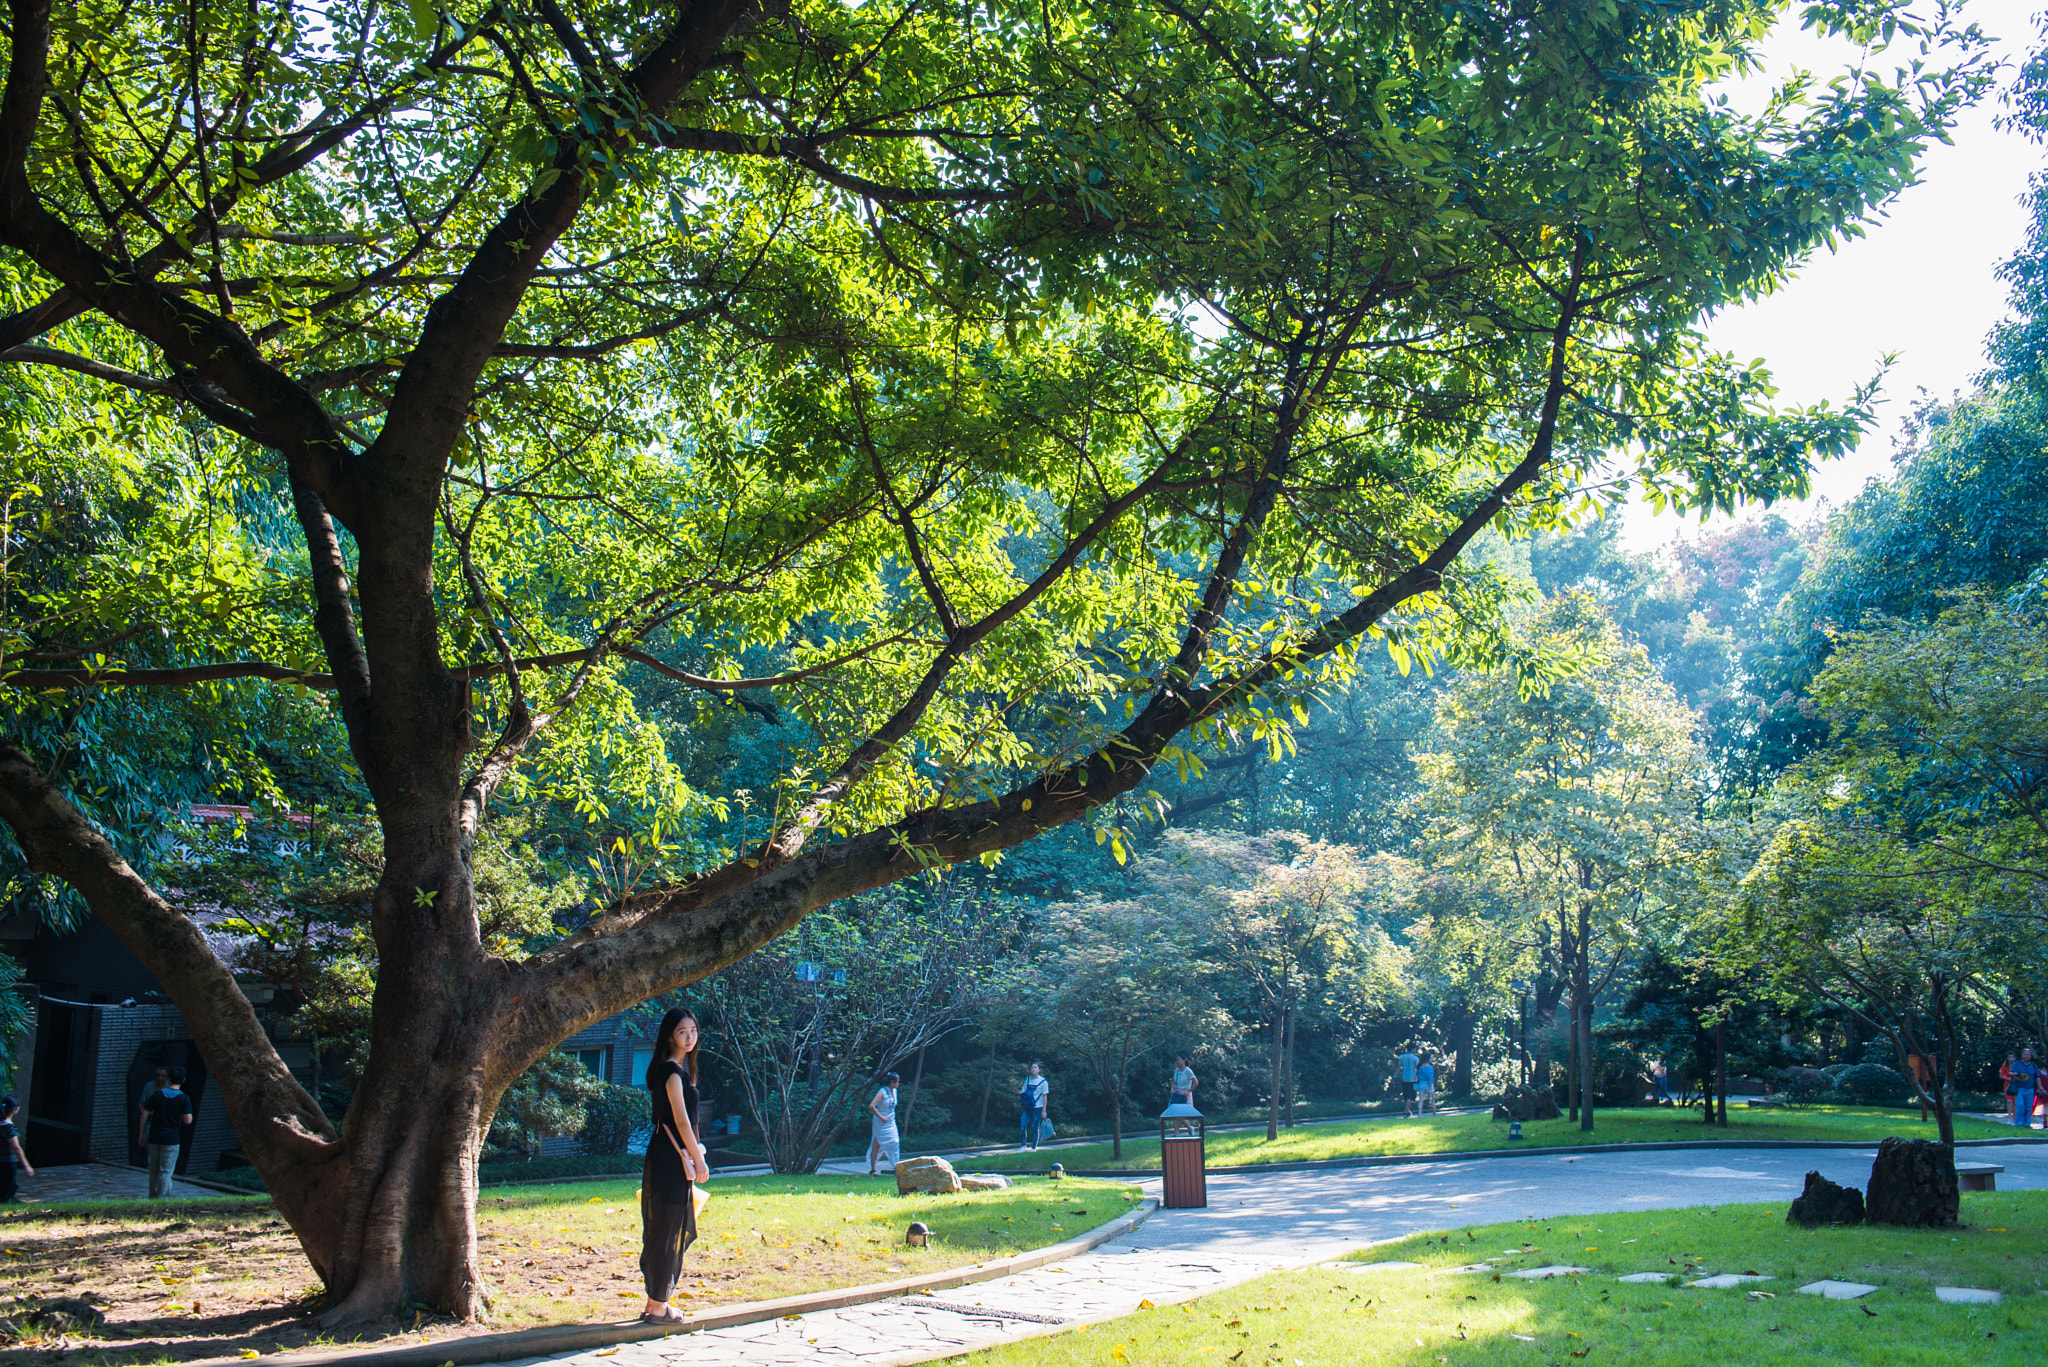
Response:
[138,1066,192,1198]
[1396,1046,1420,1118]
[640,1008,710,1324]
[867,1072,902,1176]
[137,1065,168,1161]
[0,1096,32,1202]
[1019,1063,1051,1150]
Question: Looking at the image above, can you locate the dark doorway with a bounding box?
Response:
[126,1040,209,1174]
[26,1000,87,1167]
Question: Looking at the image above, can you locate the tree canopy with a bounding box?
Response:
[0,0,1989,1321]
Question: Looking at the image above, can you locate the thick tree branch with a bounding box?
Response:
[0,735,346,1270]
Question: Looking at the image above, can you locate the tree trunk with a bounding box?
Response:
[1281,1006,1297,1129]
[1566,999,1579,1123]
[1577,988,1595,1134]
[977,1040,998,1138]
[904,1042,928,1129]
[1530,976,1563,1097]
[1267,1006,1283,1141]
[1110,1070,1124,1160]
[1448,1002,1474,1099]
[1715,1021,1728,1128]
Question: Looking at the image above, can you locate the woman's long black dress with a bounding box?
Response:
[640,1059,699,1301]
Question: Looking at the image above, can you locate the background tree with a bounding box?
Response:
[0,0,1977,1318]
[1153,830,1389,1137]
[699,886,1009,1173]
[1015,896,1237,1159]
[1418,594,1703,1131]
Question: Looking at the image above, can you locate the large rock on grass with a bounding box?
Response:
[1866,1137,1958,1227]
[1787,1170,1865,1227]
[959,1173,1012,1191]
[1490,1085,1562,1123]
[894,1155,962,1195]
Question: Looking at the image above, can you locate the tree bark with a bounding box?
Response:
[1448,1002,1475,1099]
[1110,1068,1124,1161]
[904,1042,928,1129]
[1577,987,1596,1133]
[1715,1021,1728,1128]
[977,1041,997,1138]
[1267,1006,1283,1141]
[1281,1006,1297,1129]
[1566,999,1579,1123]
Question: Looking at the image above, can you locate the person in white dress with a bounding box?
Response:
[867,1072,902,1175]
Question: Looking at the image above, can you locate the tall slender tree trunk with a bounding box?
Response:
[1566,1000,1579,1123]
[1715,1021,1728,1128]
[1281,1006,1297,1129]
[1577,989,1596,1134]
[977,1040,998,1138]
[1110,1068,1124,1160]
[1267,1005,1284,1141]
[1448,1003,1474,1099]
[904,1042,928,1129]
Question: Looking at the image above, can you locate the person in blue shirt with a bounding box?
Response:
[1396,1047,1420,1117]
[1416,1058,1437,1115]
[2013,1048,2040,1130]
[138,1066,193,1198]
[1019,1063,1051,1149]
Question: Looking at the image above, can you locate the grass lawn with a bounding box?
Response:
[949,1190,2046,1366]
[974,1105,2023,1171]
[0,1171,1139,1364]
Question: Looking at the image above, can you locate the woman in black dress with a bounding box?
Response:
[640,1007,709,1323]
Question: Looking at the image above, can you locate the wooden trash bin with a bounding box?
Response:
[1160,1102,1206,1209]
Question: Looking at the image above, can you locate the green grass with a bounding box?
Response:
[947,1190,2046,1366]
[972,1105,2024,1171]
[1,1171,1143,1363]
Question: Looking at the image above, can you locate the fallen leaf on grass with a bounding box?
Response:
[1138,1299,1155,1309]
[1860,1307,1878,1318]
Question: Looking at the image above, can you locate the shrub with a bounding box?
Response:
[1835,1062,1912,1104]
[488,1053,604,1159]
[1770,1066,1833,1104]
[580,1083,644,1157]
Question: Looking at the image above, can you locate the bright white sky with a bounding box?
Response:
[1621,0,2044,550]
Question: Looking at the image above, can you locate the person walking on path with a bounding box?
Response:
[138,1066,192,1198]
[640,1007,710,1324]
[0,1096,31,1202]
[867,1072,902,1176]
[1652,1059,1674,1105]
[2012,1048,2040,1130]
[2002,1053,2018,1120]
[1019,1063,1051,1149]
[1396,1047,1421,1118]
[1416,1057,1437,1115]
[1167,1055,1199,1133]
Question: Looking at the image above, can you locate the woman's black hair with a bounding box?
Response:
[649,1007,700,1087]
[884,1072,901,1085]
[0,1095,15,1118]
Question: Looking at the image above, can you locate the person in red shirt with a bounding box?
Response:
[2002,1054,2017,1120]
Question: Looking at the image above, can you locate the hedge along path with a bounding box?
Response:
[0,1174,1138,1365]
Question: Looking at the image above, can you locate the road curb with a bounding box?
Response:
[1050,1134,2048,1179]
[174,1194,1159,1367]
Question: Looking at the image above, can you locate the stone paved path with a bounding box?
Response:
[504,1140,2048,1367]
[10,1159,228,1203]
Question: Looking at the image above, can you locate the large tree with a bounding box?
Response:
[0,0,1980,1322]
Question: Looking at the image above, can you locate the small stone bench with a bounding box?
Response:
[1955,1162,2003,1192]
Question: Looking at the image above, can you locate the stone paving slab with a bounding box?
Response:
[1934,1286,2002,1304]
[1687,1274,1772,1289]
[1617,1272,1674,1284]
[12,1160,237,1203]
[1508,1265,1589,1280]
[1798,1280,1879,1300]
[1323,1261,1423,1273]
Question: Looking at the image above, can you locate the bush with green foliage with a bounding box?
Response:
[1769,1066,1832,1104]
[488,1055,605,1160]
[1833,1063,1912,1105]
[579,1083,645,1158]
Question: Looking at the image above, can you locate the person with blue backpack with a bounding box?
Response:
[1019,1063,1051,1149]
